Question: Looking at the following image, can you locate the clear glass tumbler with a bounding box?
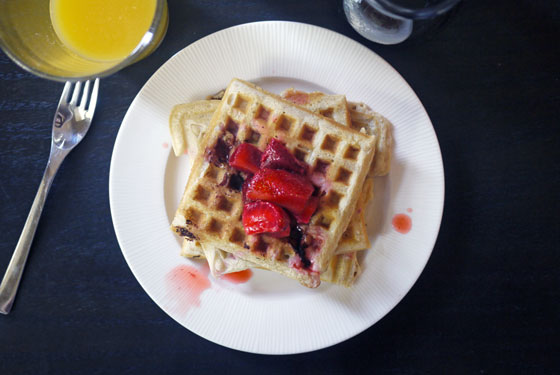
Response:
[343,0,461,45]
[0,0,168,82]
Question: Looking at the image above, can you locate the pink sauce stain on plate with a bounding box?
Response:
[220,269,253,284]
[162,142,169,149]
[198,262,210,276]
[407,208,413,213]
[165,265,211,313]
[392,213,412,234]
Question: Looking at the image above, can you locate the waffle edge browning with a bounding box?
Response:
[172,79,376,288]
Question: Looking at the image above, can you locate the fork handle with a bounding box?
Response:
[0,153,64,314]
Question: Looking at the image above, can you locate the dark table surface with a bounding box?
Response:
[1,0,558,373]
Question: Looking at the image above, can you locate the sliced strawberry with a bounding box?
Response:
[242,201,290,237]
[229,143,262,174]
[293,196,319,224]
[241,178,252,203]
[260,138,307,175]
[246,169,314,214]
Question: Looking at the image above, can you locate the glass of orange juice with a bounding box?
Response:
[0,0,168,82]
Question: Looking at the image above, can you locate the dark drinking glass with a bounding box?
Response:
[343,0,461,44]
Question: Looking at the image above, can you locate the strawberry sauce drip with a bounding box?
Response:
[392,213,412,234]
[165,265,211,313]
[221,269,253,284]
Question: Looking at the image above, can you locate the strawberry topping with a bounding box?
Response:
[229,143,263,174]
[260,138,307,175]
[246,169,314,215]
[242,201,290,237]
[241,178,252,203]
[293,196,319,224]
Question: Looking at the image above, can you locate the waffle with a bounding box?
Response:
[280,91,377,252]
[169,100,220,157]
[320,252,361,287]
[181,240,361,287]
[174,94,368,285]
[348,102,393,176]
[172,78,376,288]
[177,90,372,260]
[173,93,375,283]
[281,88,352,127]
[336,176,372,254]
[174,94,371,254]
[181,240,252,274]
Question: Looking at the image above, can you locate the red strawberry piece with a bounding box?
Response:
[260,138,307,175]
[293,196,319,224]
[246,169,314,214]
[229,143,262,174]
[242,201,290,237]
[241,178,252,203]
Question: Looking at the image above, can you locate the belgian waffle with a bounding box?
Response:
[180,240,361,287]
[320,252,361,287]
[172,78,376,288]
[176,89,371,277]
[174,92,374,283]
[175,95,368,285]
[348,102,393,176]
[280,90,374,252]
[169,100,220,157]
[336,176,372,254]
[175,95,372,254]
[281,88,352,127]
[281,88,374,254]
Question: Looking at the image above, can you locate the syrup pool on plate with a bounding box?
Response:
[50,0,157,61]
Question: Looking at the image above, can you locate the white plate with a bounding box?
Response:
[109,21,444,355]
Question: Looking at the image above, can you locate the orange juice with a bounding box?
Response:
[50,0,157,62]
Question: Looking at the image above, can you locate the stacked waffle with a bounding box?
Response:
[170,79,392,288]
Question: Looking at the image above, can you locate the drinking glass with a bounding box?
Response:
[0,0,168,82]
[343,0,461,45]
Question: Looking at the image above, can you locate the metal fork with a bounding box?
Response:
[0,79,99,314]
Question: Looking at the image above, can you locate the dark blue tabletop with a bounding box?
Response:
[1,0,558,373]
